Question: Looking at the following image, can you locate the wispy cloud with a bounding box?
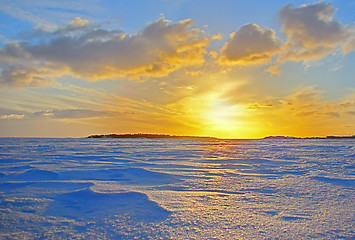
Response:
[33,109,117,119]
[0,0,102,28]
[0,64,56,88]
[243,86,355,136]
[0,113,25,120]
[0,0,54,27]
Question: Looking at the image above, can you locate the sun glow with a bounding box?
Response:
[203,99,240,129]
[192,92,252,138]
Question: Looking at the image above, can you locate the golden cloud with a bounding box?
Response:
[266,64,281,76]
[0,17,211,87]
[68,17,90,27]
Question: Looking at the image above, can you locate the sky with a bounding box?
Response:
[0,0,355,138]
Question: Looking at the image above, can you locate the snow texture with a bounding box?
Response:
[0,138,354,239]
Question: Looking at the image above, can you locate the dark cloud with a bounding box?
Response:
[278,3,353,61]
[0,64,54,88]
[219,23,281,65]
[218,3,355,70]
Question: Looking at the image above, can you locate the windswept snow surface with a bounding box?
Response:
[0,138,354,239]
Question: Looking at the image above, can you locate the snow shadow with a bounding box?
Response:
[44,189,171,222]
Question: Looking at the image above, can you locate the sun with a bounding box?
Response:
[180,85,258,139]
[199,96,247,138]
[204,99,237,128]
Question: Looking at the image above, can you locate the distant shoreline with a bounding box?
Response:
[87,133,218,140]
[263,135,355,140]
[86,133,355,140]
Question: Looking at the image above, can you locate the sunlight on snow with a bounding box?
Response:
[0,138,354,238]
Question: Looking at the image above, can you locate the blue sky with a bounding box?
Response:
[0,0,355,138]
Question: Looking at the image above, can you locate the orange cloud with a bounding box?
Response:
[266,64,281,76]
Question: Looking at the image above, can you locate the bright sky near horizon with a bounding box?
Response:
[0,0,355,138]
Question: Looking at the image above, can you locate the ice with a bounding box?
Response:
[0,138,354,239]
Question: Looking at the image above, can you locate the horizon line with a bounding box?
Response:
[1,133,355,140]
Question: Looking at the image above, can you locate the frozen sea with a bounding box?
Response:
[0,138,354,239]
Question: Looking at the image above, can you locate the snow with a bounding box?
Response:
[0,138,354,239]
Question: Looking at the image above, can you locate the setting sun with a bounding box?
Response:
[200,97,246,137]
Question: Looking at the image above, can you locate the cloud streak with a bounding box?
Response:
[0,0,102,28]
[0,113,25,120]
[243,86,355,137]
[33,109,117,119]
